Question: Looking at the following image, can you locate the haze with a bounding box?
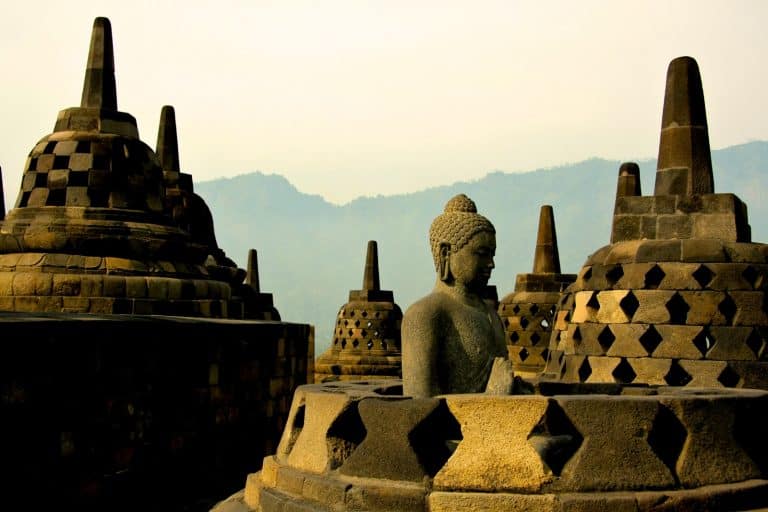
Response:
[0,0,766,206]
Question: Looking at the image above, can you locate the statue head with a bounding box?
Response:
[429,194,496,292]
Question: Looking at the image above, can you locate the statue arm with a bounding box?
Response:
[401,301,441,398]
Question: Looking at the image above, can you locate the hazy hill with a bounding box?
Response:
[196,141,768,353]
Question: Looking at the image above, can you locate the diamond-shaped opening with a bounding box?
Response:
[586,292,600,311]
[509,332,520,343]
[612,358,637,384]
[360,330,367,338]
[746,329,764,359]
[644,264,666,289]
[692,265,715,289]
[327,403,367,470]
[367,340,374,349]
[572,326,582,343]
[577,358,592,382]
[692,329,714,357]
[530,304,540,315]
[512,305,521,314]
[582,267,593,282]
[520,317,529,329]
[718,365,741,388]
[718,295,737,325]
[503,318,510,328]
[665,293,690,324]
[352,339,360,348]
[541,348,550,361]
[519,348,530,361]
[361,310,368,318]
[606,265,624,285]
[639,325,663,355]
[619,291,640,319]
[409,400,462,477]
[381,340,388,350]
[540,318,550,329]
[530,332,541,346]
[742,266,761,290]
[355,319,361,327]
[647,404,686,485]
[665,360,692,386]
[597,326,616,352]
[341,339,348,349]
[281,403,306,456]
[366,321,372,328]
[527,401,583,477]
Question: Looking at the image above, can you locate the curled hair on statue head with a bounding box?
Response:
[429,194,495,271]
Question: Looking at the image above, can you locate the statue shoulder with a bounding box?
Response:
[403,291,451,322]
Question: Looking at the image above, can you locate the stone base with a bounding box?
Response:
[0,312,312,510]
[229,381,768,511]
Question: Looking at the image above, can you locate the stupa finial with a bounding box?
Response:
[362,240,380,291]
[616,162,641,199]
[532,205,561,274]
[80,17,117,110]
[654,56,714,196]
[246,249,261,293]
[156,106,180,172]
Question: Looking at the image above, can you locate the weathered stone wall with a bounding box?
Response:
[0,312,311,510]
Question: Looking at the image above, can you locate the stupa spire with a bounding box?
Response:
[80,17,117,110]
[532,205,561,274]
[615,162,641,199]
[156,106,180,172]
[246,249,261,293]
[654,56,714,196]
[362,240,380,291]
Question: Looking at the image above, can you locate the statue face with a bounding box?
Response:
[448,231,496,292]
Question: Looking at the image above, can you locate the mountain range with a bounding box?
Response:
[196,141,768,353]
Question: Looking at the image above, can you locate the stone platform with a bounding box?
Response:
[0,311,312,510]
[232,380,768,511]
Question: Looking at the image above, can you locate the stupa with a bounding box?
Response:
[545,56,768,390]
[498,205,575,375]
[0,18,248,318]
[0,18,311,509]
[219,56,768,512]
[314,241,402,382]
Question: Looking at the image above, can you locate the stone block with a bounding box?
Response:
[103,275,126,297]
[79,275,103,297]
[339,397,441,481]
[68,153,93,171]
[584,356,621,383]
[654,263,700,290]
[125,277,147,298]
[556,396,675,491]
[244,472,264,509]
[344,480,427,512]
[605,241,642,265]
[678,291,727,325]
[653,195,676,214]
[639,215,657,239]
[611,216,640,243]
[692,214,738,241]
[12,273,38,296]
[52,274,81,296]
[681,239,728,262]
[146,277,170,300]
[434,395,552,492]
[653,325,705,360]
[62,297,90,312]
[275,464,305,496]
[706,327,757,361]
[663,393,761,487]
[725,243,766,263]
[635,240,682,263]
[301,472,349,505]
[429,491,557,512]
[36,154,55,171]
[631,291,674,324]
[0,272,14,295]
[707,263,753,291]
[66,186,90,206]
[630,358,672,385]
[570,324,607,356]
[605,325,652,358]
[656,215,692,239]
[571,292,598,323]
[595,291,632,323]
[287,391,363,473]
[614,196,653,215]
[679,360,727,387]
[558,493,638,512]
[730,291,767,325]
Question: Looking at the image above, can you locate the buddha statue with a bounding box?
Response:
[402,194,509,397]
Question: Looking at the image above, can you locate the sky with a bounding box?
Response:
[0,1,767,206]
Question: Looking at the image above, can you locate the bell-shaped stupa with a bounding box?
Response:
[0,18,244,317]
[314,240,403,382]
[498,205,575,375]
[546,56,768,389]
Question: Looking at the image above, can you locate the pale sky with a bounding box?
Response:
[1,1,767,206]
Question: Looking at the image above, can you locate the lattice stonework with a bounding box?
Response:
[547,241,768,389]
